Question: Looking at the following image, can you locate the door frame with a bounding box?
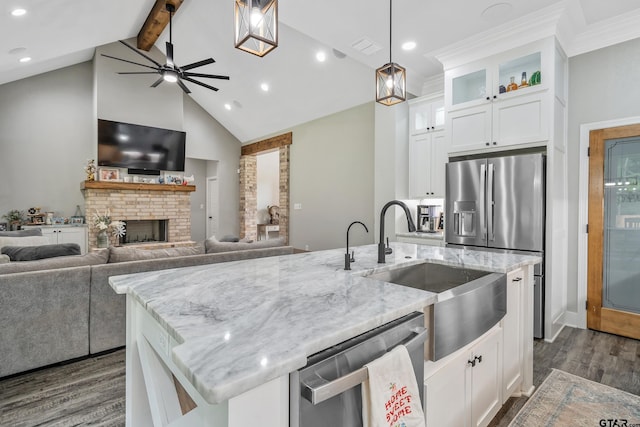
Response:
[206,176,219,239]
[577,115,640,330]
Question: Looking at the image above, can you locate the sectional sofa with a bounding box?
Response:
[0,236,293,378]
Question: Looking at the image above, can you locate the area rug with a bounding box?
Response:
[509,369,640,426]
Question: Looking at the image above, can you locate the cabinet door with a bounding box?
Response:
[424,350,468,427]
[502,269,523,401]
[430,132,447,197]
[409,134,430,198]
[447,104,492,154]
[446,65,491,111]
[410,98,445,135]
[492,90,548,148]
[470,327,502,427]
[39,228,58,245]
[57,228,87,254]
[431,98,445,131]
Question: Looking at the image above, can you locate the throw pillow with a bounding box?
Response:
[0,254,10,264]
[108,245,204,263]
[2,243,81,261]
[0,248,109,274]
[0,228,42,237]
[0,235,49,252]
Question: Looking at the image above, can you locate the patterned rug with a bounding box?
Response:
[509,369,640,427]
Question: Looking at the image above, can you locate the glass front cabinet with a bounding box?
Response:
[445,40,554,154]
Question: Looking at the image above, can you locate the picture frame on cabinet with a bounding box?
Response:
[70,216,84,225]
[0,222,6,232]
[99,168,120,181]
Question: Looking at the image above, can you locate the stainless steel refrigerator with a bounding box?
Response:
[445,152,545,338]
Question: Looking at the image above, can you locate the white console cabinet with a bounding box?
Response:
[24,226,88,254]
[502,268,524,400]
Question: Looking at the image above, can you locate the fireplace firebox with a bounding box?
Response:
[120,220,168,245]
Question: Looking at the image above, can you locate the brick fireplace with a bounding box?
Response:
[81,181,196,250]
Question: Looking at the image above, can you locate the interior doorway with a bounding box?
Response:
[206,177,219,239]
[587,123,640,339]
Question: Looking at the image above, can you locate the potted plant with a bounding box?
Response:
[92,209,126,248]
[3,209,25,231]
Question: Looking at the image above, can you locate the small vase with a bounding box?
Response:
[97,230,109,248]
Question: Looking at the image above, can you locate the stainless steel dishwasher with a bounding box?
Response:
[290,312,426,427]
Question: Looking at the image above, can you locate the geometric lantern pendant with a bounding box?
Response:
[376,62,406,106]
[234,0,278,57]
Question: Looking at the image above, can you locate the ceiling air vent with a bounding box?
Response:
[351,37,382,55]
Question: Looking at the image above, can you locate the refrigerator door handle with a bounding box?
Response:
[480,163,487,241]
[488,163,495,242]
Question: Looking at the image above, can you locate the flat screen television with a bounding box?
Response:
[97,119,186,172]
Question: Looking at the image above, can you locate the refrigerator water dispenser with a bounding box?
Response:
[453,201,476,237]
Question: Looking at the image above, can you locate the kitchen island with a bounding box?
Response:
[109,243,540,426]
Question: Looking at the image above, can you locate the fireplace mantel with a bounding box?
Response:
[81,181,195,192]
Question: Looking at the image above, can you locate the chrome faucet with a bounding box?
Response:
[378,200,416,263]
[345,221,369,270]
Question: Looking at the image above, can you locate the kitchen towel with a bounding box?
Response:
[362,344,425,427]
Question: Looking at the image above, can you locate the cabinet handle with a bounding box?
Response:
[492,141,497,145]
[485,142,490,146]
[486,96,490,101]
[468,359,476,367]
[474,355,482,364]
[493,95,497,99]
[431,126,435,130]
[512,277,523,282]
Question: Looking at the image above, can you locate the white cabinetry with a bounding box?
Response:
[24,226,88,254]
[445,45,550,154]
[408,96,447,198]
[502,268,524,400]
[424,325,503,427]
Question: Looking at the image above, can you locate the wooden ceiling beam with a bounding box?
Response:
[136,0,184,51]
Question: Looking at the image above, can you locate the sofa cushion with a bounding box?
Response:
[0,228,42,237]
[107,245,205,263]
[2,243,81,261]
[0,235,49,251]
[0,248,109,274]
[205,235,285,254]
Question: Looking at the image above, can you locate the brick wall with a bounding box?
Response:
[239,155,258,241]
[83,188,192,249]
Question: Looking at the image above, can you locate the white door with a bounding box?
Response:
[206,177,219,239]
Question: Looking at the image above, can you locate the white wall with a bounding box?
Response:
[257,150,279,224]
[0,62,93,218]
[567,37,640,315]
[286,102,375,251]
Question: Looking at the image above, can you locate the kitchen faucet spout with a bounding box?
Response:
[378,200,416,263]
[345,221,369,270]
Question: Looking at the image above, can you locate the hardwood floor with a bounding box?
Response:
[0,327,638,426]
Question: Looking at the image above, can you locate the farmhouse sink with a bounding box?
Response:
[364,262,506,361]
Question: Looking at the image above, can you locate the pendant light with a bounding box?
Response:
[234,0,278,57]
[375,0,406,106]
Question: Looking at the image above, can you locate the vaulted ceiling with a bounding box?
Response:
[2,0,640,142]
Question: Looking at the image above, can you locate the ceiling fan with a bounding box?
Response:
[101,2,229,94]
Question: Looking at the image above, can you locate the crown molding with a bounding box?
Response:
[430,2,566,71]
[420,73,444,97]
[564,8,640,57]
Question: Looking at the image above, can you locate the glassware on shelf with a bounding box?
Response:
[530,70,541,86]
[519,72,529,88]
[499,85,506,94]
[507,76,518,92]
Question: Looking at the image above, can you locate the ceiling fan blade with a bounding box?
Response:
[182,77,219,92]
[183,72,230,80]
[181,58,215,70]
[166,42,174,67]
[176,79,192,94]
[118,40,163,68]
[150,77,165,88]
[118,71,160,75]
[101,54,159,71]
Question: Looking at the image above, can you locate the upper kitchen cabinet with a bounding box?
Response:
[445,39,557,155]
[409,96,445,135]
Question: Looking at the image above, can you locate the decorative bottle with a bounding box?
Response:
[519,71,529,88]
[507,76,518,92]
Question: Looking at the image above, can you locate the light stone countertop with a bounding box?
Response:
[109,242,540,405]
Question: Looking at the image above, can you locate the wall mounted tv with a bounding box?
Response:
[97,119,186,173]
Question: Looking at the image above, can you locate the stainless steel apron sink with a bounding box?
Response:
[364,262,506,361]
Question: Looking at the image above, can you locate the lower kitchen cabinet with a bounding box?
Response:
[424,325,503,427]
[502,268,524,400]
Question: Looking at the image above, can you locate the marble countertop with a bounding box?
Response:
[109,243,540,404]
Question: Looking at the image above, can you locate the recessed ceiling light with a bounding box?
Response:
[19,56,31,63]
[11,8,26,17]
[402,41,416,51]
[224,103,232,110]
[316,51,326,62]
[260,83,269,92]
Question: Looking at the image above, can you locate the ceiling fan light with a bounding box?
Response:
[235,0,278,57]
[376,62,406,106]
[163,70,178,83]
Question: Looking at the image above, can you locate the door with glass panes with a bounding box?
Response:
[588,124,640,339]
